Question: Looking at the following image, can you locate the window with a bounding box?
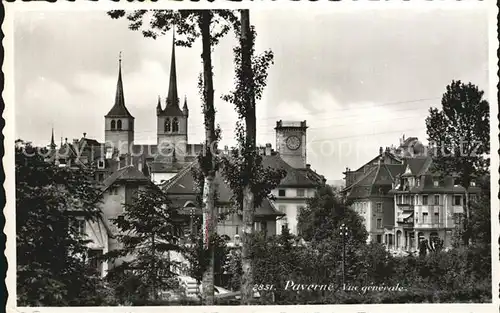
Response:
[278,189,286,197]
[422,195,428,205]
[172,117,179,132]
[117,119,122,130]
[470,180,476,187]
[111,120,116,130]
[129,120,133,130]
[376,203,383,213]
[433,179,439,187]
[296,189,305,197]
[470,194,477,202]
[376,235,382,243]
[88,249,103,276]
[164,118,171,132]
[98,173,104,181]
[453,178,459,186]
[411,195,415,205]
[97,160,105,169]
[434,195,440,205]
[434,212,439,223]
[416,178,420,187]
[72,218,86,236]
[422,212,428,223]
[454,195,462,206]
[376,218,382,229]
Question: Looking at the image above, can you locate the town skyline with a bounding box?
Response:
[14,8,489,180]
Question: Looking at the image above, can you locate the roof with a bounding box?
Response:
[101,165,150,191]
[105,60,134,118]
[160,105,185,117]
[261,154,323,187]
[342,161,404,199]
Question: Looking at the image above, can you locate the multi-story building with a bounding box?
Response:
[342,147,405,243]
[386,156,480,252]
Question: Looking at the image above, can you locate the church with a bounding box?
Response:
[46,36,325,278]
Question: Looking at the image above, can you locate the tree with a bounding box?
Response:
[107,9,238,304]
[16,142,107,306]
[298,185,368,244]
[425,80,489,246]
[220,10,286,304]
[102,185,183,303]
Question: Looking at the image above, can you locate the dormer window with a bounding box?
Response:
[172,117,179,132]
[164,118,171,132]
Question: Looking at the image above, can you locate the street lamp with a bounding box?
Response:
[339,223,349,287]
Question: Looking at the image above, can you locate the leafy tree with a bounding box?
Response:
[220,10,286,304]
[425,80,490,246]
[107,9,238,304]
[103,185,183,303]
[16,142,107,306]
[468,175,490,246]
[298,185,368,244]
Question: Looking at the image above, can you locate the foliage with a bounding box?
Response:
[102,185,183,302]
[298,184,368,244]
[16,142,109,306]
[425,80,490,245]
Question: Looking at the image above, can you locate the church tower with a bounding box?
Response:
[157,32,188,160]
[105,54,135,155]
[275,120,308,168]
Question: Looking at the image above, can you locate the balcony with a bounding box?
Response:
[414,222,444,229]
[396,219,414,229]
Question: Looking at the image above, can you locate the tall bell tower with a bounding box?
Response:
[105,53,135,156]
[275,120,307,168]
[156,32,188,160]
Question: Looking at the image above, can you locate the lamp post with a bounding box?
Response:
[340,223,349,287]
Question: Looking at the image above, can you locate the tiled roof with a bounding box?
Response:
[261,154,323,187]
[342,161,404,199]
[405,157,429,175]
[160,105,185,117]
[101,165,150,191]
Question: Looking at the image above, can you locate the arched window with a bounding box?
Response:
[117,120,122,130]
[111,120,116,130]
[172,117,179,132]
[164,118,171,132]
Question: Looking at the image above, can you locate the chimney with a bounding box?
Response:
[258,146,265,155]
[265,143,272,156]
[379,146,383,155]
[224,145,229,155]
[306,164,311,170]
[83,132,87,138]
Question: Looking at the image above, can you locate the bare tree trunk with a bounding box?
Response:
[200,10,217,305]
[240,9,256,305]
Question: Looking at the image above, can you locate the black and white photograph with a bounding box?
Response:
[4,1,498,311]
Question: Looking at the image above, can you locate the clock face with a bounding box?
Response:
[286,135,301,150]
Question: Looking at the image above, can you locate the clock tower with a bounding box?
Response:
[275,120,308,168]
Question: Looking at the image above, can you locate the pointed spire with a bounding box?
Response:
[50,127,56,149]
[182,95,189,116]
[166,29,179,108]
[156,95,162,115]
[105,52,134,118]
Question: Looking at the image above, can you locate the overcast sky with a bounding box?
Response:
[14,8,489,180]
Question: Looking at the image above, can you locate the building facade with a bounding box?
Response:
[386,156,480,253]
